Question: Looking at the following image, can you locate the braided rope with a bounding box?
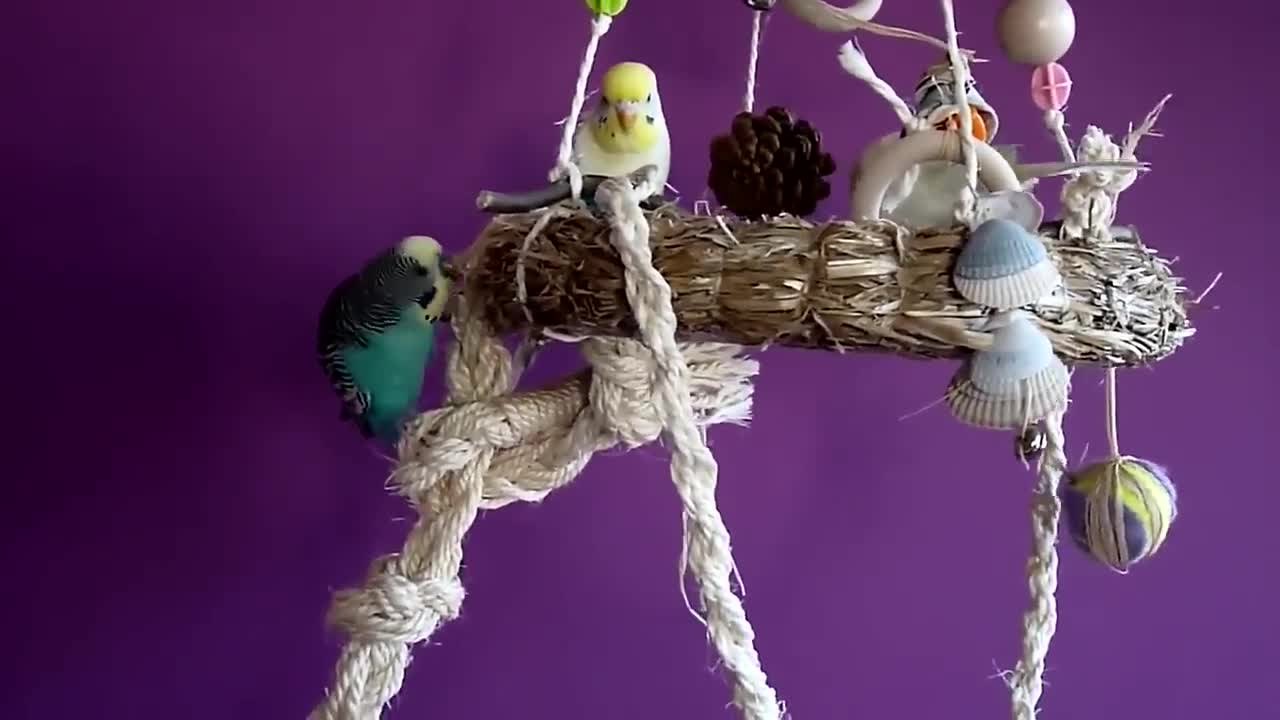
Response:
[308,293,762,718]
[1009,411,1066,720]
[308,301,511,720]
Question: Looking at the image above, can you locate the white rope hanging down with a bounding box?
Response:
[1009,411,1067,720]
[940,0,978,194]
[1002,93,1085,720]
[595,170,783,720]
[743,11,763,112]
[1104,364,1120,458]
[549,14,614,198]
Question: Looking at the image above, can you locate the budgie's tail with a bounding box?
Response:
[359,411,408,446]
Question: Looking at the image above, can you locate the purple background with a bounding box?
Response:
[5,0,1274,717]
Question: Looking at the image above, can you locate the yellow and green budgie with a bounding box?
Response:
[573,61,671,197]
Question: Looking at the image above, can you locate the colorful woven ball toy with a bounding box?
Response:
[1061,457,1178,572]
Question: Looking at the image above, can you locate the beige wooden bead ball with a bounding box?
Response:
[996,0,1076,65]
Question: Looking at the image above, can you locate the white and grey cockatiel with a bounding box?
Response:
[572,61,671,196]
[846,49,1138,228]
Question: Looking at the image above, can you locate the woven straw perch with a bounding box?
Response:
[461,203,1193,366]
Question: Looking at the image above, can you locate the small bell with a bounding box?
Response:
[1015,423,1047,462]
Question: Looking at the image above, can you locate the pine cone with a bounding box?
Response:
[707,106,837,219]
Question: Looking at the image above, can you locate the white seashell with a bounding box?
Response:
[947,359,1069,429]
[953,218,1061,310]
[970,312,1055,390]
[970,189,1044,231]
[946,315,1070,430]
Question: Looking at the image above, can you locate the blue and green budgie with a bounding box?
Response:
[316,235,452,443]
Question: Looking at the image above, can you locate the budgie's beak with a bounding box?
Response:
[938,107,988,142]
[440,258,459,282]
[614,104,637,133]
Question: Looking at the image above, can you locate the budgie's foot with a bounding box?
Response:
[639,193,665,211]
[580,188,663,215]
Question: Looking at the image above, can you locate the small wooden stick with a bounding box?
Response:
[476,175,606,213]
[477,171,665,214]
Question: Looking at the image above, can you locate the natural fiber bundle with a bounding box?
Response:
[708,107,837,219]
[461,203,1193,366]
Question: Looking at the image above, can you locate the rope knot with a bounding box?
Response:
[1076,125,1136,192]
[394,399,539,502]
[589,13,613,36]
[582,337,665,446]
[1060,126,1133,241]
[327,555,465,644]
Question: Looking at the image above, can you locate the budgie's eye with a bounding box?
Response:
[600,95,609,105]
[414,266,429,277]
[645,93,651,102]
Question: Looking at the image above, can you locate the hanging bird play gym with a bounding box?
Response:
[309,0,1205,718]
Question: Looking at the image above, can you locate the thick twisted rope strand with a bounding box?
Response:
[1009,411,1067,720]
[440,339,757,510]
[596,173,783,720]
[549,14,613,199]
[309,300,513,720]
[310,306,759,718]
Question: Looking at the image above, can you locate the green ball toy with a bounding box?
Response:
[584,0,627,16]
